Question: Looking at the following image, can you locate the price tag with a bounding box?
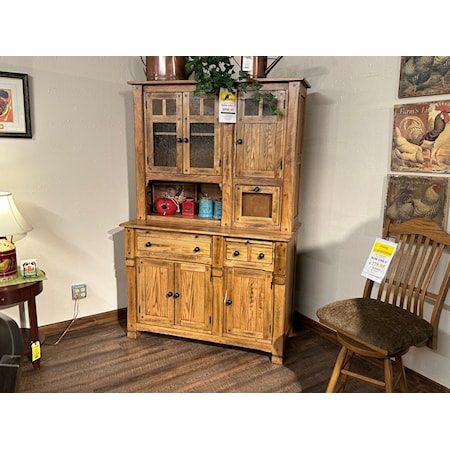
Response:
[31,341,41,362]
[361,238,398,283]
[219,88,237,123]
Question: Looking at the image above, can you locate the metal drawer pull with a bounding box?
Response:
[174,292,180,299]
[233,250,240,257]
[254,186,260,192]
[145,242,152,247]
[258,253,265,259]
[167,291,173,297]
[225,299,232,306]
[193,246,200,252]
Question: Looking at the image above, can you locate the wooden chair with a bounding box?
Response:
[316,217,450,392]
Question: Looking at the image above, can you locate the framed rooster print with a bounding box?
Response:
[391,100,450,173]
[0,71,32,138]
[399,57,450,98]
[384,174,449,228]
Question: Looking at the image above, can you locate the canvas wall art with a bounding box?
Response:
[399,57,450,98]
[384,175,449,228]
[391,100,450,173]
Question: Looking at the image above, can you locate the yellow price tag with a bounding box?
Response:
[31,341,41,362]
[372,241,396,257]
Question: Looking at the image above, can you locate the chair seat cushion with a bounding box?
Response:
[316,297,433,354]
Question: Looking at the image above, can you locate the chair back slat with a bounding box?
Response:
[363,218,450,349]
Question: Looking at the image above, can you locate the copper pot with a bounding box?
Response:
[145,56,192,81]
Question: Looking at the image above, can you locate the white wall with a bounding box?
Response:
[272,56,450,388]
[1,56,449,388]
[1,56,142,325]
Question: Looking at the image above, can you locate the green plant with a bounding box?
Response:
[186,56,281,115]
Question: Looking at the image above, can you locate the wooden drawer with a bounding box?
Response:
[224,238,274,269]
[136,231,212,262]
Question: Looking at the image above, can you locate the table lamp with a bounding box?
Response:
[0,192,33,281]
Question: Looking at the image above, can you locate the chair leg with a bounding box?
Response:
[384,358,394,392]
[393,355,408,393]
[326,345,350,393]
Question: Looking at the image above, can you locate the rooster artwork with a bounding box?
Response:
[392,101,450,173]
[399,56,450,98]
[385,175,449,226]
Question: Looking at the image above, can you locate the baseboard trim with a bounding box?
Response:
[40,308,127,337]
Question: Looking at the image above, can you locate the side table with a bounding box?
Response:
[0,279,44,368]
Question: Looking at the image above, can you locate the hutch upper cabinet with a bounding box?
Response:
[121,77,309,364]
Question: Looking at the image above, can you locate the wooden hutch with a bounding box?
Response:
[120,77,309,363]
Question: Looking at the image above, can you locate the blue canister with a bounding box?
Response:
[213,200,222,219]
[198,194,213,218]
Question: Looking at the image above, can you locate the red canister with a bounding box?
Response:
[155,198,178,216]
[182,198,196,216]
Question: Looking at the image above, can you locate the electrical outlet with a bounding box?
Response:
[71,283,87,300]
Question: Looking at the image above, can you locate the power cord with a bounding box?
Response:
[53,298,80,345]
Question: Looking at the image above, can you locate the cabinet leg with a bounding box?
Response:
[127,330,140,339]
[271,354,283,365]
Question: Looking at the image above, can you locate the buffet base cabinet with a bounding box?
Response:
[123,223,298,364]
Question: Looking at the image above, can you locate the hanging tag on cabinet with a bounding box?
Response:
[219,88,237,123]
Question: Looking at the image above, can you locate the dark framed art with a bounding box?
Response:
[0,71,32,138]
[384,174,450,228]
[399,57,450,98]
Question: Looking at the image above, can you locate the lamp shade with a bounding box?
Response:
[0,192,33,237]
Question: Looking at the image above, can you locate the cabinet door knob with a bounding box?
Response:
[176,138,182,143]
[174,292,180,299]
[193,246,200,253]
[226,299,232,306]
[183,137,189,143]
[236,139,243,145]
[258,253,265,259]
[233,250,240,257]
[253,186,260,192]
[145,241,152,247]
[167,291,173,297]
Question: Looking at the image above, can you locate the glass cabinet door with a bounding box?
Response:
[145,92,183,173]
[145,91,220,175]
[183,92,221,175]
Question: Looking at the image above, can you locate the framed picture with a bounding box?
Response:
[0,71,32,138]
[384,174,450,228]
[399,57,450,98]
[391,100,450,173]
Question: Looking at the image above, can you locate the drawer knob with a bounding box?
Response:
[254,186,261,192]
[233,250,240,257]
[258,253,265,259]
[193,246,200,253]
[236,139,243,145]
[167,291,173,297]
[225,299,232,306]
[145,241,152,247]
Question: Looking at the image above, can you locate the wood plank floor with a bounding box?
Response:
[16,314,448,393]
